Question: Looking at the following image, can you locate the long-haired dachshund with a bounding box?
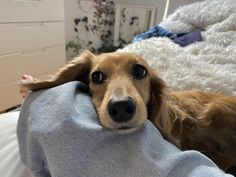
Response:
[21,51,236,174]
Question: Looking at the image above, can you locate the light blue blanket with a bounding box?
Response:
[17,82,232,177]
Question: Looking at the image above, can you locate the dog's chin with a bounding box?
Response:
[102,126,136,134]
[115,125,138,134]
[99,112,147,133]
[103,122,144,134]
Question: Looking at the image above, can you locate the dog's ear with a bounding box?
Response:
[22,50,95,91]
[148,73,166,119]
[148,73,176,139]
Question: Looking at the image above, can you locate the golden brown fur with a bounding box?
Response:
[22,51,236,173]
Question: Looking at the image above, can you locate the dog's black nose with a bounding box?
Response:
[108,97,136,122]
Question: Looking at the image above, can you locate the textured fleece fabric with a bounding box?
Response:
[17,82,232,177]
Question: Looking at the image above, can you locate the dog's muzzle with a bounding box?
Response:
[107,97,136,123]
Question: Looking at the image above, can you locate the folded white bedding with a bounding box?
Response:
[119,0,236,96]
[0,111,32,177]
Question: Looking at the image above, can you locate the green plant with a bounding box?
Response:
[70,0,117,54]
[66,36,87,58]
[66,0,142,55]
[66,39,81,54]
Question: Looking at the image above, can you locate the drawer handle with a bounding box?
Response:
[13,0,42,2]
[16,22,44,27]
[21,48,46,56]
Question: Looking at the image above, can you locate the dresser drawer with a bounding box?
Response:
[0,80,22,111]
[0,22,65,55]
[0,67,62,112]
[0,0,64,23]
[0,45,65,84]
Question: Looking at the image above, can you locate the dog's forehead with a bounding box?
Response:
[96,52,145,66]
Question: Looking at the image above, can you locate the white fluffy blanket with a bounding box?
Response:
[119,0,236,96]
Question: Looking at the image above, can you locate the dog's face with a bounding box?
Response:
[24,51,165,130]
[87,52,165,130]
[89,52,151,130]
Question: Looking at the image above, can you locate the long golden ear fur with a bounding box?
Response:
[21,50,95,91]
[148,72,180,144]
[148,71,166,121]
[148,72,199,147]
[148,75,178,147]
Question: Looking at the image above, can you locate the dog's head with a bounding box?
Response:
[24,51,165,130]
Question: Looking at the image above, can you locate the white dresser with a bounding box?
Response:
[0,0,66,112]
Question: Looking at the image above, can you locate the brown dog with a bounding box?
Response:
[21,51,236,174]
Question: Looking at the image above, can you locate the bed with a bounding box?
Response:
[0,0,236,176]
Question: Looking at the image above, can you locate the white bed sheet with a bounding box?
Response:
[0,111,32,177]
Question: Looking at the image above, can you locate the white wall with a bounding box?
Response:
[114,0,168,24]
[64,0,201,58]
[64,0,104,58]
[64,0,169,44]
[64,0,202,43]
[64,0,81,44]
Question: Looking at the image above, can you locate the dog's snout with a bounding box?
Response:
[108,97,136,122]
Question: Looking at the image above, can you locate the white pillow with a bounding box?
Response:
[0,111,32,177]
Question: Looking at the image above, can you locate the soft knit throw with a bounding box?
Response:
[17,82,232,177]
[119,0,236,96]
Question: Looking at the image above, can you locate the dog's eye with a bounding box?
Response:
[91,71,106,84]
[133,64,147,79]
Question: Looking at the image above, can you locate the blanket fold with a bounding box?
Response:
[118,0,236,96]
[17,82,232,177]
